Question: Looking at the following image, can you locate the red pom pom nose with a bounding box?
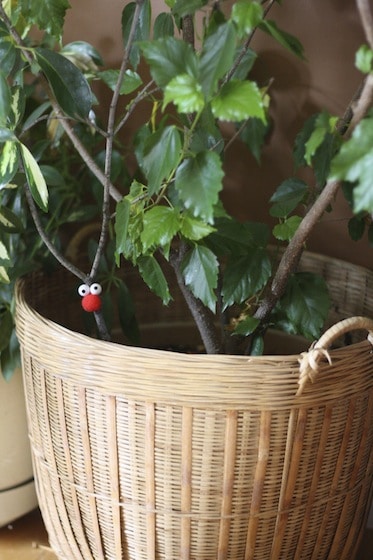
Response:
[81,293,102,312]
[78,283,102,312]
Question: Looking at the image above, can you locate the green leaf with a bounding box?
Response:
[174,151,224,224]
[0,71,11,127]
[0,34,17,76]
[232,0,263,37]
[18,0,70,38]
[222,248,271,308]
[230,48,257,80]
[163,74,205,113]
[137,255,171,304]
[0,308,13,352]
[0,140,19,187]
[272,215,302,241]
[180,215,215,241]
[99,69,142,95]
[260,19,305,59]
[19,142,49,211]
[304,112,337,165]
[233,315,260,336]
[153,12,175,39]
[115,197,131,257]
[1,331,21,381]
[60,41,104,71]
[0,206,24,233]
[181,245,218,312]
[279,272,330,339]
[211,80,265,122]
[35,48,92,120]
[117,280,140,344]
[122,0,151,69]
[142,125,182,194]
[355,44,373,74]
[199,22,236,97]
[8,86,25,129]
[22,101,51,133]
[269,178,308,218]
[239,117,268,162]
[172,0,206,17]
[0,240,10,267]
[348,215,365,241]
[141,207,180,252]
[329,116,373,213]
[140,36,198,87]
[0,266,10,283]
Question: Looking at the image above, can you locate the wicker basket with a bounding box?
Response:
[15,251,373,560]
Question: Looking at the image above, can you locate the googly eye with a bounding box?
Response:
[78,284,90,297]
[90,283,102,295]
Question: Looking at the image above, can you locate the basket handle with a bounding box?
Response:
[297,316,373,396]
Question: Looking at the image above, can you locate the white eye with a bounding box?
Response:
[90,283,102,295]
[78,284,90,297]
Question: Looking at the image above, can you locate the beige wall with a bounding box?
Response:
[64,0,372,268]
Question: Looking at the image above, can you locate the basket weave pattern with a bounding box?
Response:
[15,252,373,560]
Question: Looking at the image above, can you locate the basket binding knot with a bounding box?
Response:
[298,344,332,390]
[297,316,373,395]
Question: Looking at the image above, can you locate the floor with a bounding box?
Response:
[0,508,373,559]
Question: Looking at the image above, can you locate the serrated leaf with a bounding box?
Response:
[199,22,236,97]
[181,245,218,312]
[260,19,305,59]
[180,215,215,241]
[99,69,142,95]
[330,117,373,213]
[163,74,205,113]
[269,178,308,218]
[174,151,224,224]
[122,0,151,69]
[0,206,23,232]
[35,48,92,120]
[142,125,182,194]
[141,206,180,252]
[137,255,171,304]
[222,248,271,308]
[279,272,330,339]
[0,140,19,187]
[239,117,268,162]
[18,0,70,38]
[140,36,198,87]
[211,80,265,122]
[304,112,337,165]
[232,0,263,37]
[272,215,302,241]
[19,142,49,211]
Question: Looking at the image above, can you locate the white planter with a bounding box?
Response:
[0,367,38,527]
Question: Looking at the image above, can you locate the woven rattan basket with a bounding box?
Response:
[15,251,373,560]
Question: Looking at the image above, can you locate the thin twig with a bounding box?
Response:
[23,183,87,282]
[90,0,145,278]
